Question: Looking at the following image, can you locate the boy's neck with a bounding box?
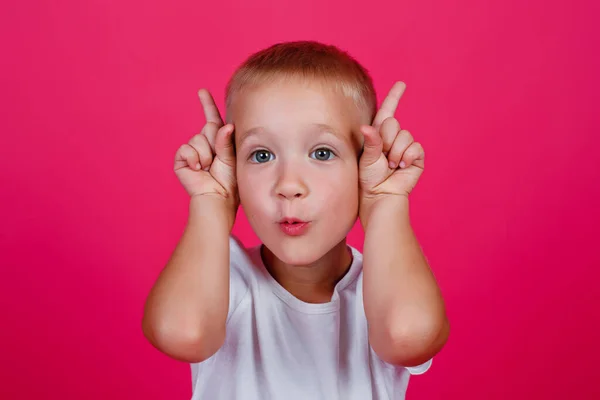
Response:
[261,240,353,304]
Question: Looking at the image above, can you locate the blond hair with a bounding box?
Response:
[225,41,377,123]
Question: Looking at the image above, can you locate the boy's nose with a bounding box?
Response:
[274,168,309,200]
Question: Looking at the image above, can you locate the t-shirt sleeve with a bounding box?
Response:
[190,236,248,388]
[227,235,251,322]
[404,358,433,375]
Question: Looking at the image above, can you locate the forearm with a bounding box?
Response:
[361,196,449,366]
[142,195,233,362]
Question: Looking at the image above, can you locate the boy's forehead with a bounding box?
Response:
[230,78,366,145]
[234,79,351,112]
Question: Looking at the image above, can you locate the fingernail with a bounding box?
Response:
[203,166,210,171]
[196,163,201,170]
[389,161,396,169]
[399,161,406,168]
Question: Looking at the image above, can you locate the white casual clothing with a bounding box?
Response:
[190,236,432,400]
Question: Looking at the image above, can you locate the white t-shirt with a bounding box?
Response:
[190,236,432,400]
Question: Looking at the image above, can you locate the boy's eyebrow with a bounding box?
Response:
[237,126,264,146]
[312,124,356,145]
[237,123,346,145]
[310,123,343,138]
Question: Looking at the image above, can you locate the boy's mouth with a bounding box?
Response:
[277,217,311,236]
[278,217,308,224]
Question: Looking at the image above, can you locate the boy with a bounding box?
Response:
[143,41,449,399]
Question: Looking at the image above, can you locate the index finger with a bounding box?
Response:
[372,81,406,130]
[198,89,224,126]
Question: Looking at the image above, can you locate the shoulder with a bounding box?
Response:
[343,244,364,291]
[229,234,246,260]
[346,245,434,376]
[228,235,259,280]
[226,235,259,321]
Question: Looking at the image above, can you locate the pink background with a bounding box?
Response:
[1,0,599,398]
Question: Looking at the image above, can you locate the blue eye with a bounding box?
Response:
[250,150,274,163]
[310,148,335,161]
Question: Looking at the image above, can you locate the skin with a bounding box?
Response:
[142,77,449,367]
[231,77,366,303]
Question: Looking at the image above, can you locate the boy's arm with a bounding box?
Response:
[142,195,232,363]
[361,196,449,367]
[358,82,449,367]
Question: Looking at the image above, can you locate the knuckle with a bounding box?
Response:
[204,121,221,132]
[406,144,421,158]
[189,133,204,144]
[200,139,214,155]
[415,143,425,158]
[382,117,400,131]
[389,142,403,157]
[390,147,403,159]
[177,143,192,155]
[190,136,210,152]
[200,150,213,162]
[187,135,202,148]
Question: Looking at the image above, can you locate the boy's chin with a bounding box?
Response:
[267,242,323,267]
[261,235,345,267]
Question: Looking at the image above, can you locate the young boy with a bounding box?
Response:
[143,41,449,399]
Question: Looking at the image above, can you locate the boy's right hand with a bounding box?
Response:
[174,89,238,209]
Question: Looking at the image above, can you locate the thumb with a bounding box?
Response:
[215,124,236,166]
[359,125,383,167]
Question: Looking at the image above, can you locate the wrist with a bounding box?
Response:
[359,195,410,230]
[189,194,238,232]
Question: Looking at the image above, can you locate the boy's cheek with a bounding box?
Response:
[320,182,359,210]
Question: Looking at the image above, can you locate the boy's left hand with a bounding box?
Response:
[358,82,424,210]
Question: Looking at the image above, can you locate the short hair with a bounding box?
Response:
[225,41,377,123]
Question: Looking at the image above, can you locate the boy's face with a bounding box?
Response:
[231,78,365,265]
